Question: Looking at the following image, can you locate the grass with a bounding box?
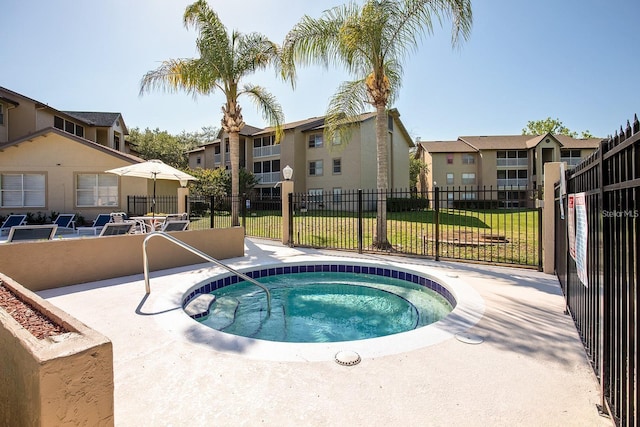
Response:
[189,208,541,267]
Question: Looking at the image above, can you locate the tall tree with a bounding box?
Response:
[282,0,472,248]
[128,127,189,168]
[140,0,284,226]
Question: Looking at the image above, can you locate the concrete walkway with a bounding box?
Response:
[39,238,611,426]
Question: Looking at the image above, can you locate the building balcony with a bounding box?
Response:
[253,145,281,158]
[496,158,528,167]
[560,157,582,167]
[497,178,528,188]
[255,171,280,185]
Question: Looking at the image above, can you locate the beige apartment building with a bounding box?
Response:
[0,86,152,219]
[188,109,413,199]
[415,133,602,205]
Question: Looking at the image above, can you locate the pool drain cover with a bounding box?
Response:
[335,351,361,366]
[455,333,484,345]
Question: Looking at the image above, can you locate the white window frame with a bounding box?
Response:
[332,158,341,174]
[308,134,323,148]
[462,154,475,164]
[309,160,323,176]
[333,187,342,202]
[446,173,454,185]
[308,188,324,203]
[76,173,119,207]
[461,173,476,185]
[0,173,46,208]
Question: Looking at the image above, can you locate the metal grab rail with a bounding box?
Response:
[142,231,271,312]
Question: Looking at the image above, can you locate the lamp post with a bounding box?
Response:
[281,166,294,245]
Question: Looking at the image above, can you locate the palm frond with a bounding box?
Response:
[241,84,285,142]
[323,79,369,146]
[139,58,218,97]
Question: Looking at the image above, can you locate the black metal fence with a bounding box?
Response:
[127,195,178,216]
[555,115,638,426]
[288,187,541,268]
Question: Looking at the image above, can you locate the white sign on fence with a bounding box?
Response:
[574,192,588,287]
[567,194,576,260]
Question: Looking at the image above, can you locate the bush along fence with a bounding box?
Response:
[555,115,638,426]
[288,187,542,269]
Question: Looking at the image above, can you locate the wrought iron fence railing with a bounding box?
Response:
[554,114,638,426]
[288,187,541,268]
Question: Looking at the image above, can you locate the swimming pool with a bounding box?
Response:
[171,258,485,360]
[188,269,454,343]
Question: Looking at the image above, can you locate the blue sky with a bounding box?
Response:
[2,0,638,141]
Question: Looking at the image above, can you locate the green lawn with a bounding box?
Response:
[189,208,541,267]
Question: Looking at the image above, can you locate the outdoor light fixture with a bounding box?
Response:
[282,165,293,180]
[179,179,189,187]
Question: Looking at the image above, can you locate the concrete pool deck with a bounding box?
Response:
[39,238,611,426]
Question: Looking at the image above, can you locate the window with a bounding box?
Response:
[196,157,201,165]
[332,134,342,145]
[214,146,221,154]
[333,187,342,202]
[54,115,84,137]
[462,154,475,164]
[461,173,476,185]
[446,173,454,185]
[308,134,323,148]
[333,158,341,174]
[308,188,324,203]
[0,104,4,125]
[0,174,45,207]
[113,135,120,150]
[253,162,262,173]
[76,174,118,207]
[309,160,323,176]
[446,153,453,164]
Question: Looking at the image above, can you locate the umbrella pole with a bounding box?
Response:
[152,174,156,219]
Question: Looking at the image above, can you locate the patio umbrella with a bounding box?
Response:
[106,159,197,217]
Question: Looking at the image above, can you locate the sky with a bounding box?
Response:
[2,0,638,142]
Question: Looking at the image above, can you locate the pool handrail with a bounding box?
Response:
[142,231,271,313]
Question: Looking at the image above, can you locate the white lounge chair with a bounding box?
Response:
[98,221,135,237]
[7,225,58,242]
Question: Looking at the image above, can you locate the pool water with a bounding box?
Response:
[197,272,453,343]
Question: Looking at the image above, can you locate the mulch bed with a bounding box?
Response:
[0,281,69,339]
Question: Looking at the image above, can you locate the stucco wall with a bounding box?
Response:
[0,273,114,426]
[0,131,146,217]
[0,227,245,291]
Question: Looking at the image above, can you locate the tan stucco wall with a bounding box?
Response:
[0,132,145,217]
[359,121,378,189]
[0,227,245,291]
[390,121,411,189]
[0,273,114,426]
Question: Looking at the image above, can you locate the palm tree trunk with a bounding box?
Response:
[229,131,240,226]
[373,104,391,249]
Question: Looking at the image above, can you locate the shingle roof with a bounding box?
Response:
[417,140,478,153]
[555,135,603,148]
[63,111,120,127]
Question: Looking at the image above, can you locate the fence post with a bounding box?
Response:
[281,180,294,245]
[287,192,294,246]
[210,195,214,229]
[358,189,363,254]
[241,193,247,232]
[434,186,440,261]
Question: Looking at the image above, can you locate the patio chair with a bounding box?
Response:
[0,214,27,236]
[52,213,76,233]
[98,221,135,237]
[160,219,190,232]
[7,225,58,242]
[76,214,112,235]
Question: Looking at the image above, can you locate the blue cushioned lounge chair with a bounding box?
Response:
[76,214,112,235]
[0,214,27,236]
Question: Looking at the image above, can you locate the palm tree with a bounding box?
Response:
[282,0,472,248]
[140,0,284,226]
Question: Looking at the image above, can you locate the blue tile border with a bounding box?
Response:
[183,263,456,318]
